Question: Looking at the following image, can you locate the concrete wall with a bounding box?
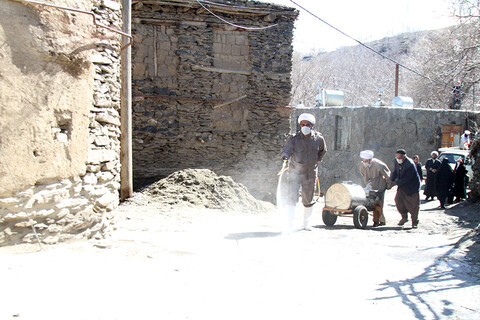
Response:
[0,0,124,245]
[291,106,480,191]
[131,0,297,201]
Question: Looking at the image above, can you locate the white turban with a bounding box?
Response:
[360,150,374,159]
[298,113,316,125]
[431,151,439,157]
[465,130,471,135]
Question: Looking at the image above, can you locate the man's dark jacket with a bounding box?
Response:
[390,157,421,195]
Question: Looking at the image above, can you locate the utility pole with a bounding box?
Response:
[120,0,133,200]
[394,64,399,97]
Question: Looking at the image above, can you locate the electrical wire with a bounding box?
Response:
[289,0,480,102]
[21,0,132,50]
[196,0,279,30]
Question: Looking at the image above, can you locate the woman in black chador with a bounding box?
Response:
[453,158,467,202]
[435,158,454,209]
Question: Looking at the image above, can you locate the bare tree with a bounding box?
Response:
[291,36,412,107]
[291,32,480,110]
[404,0,480,110]
[290,1,480,112]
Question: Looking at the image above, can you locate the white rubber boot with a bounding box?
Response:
[283,205,295,234]
[303,206,313,231]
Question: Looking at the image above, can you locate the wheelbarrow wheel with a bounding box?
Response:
[322,209,337,226]
[353,206,368,229]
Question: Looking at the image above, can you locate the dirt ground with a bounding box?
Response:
[1,170,479,320]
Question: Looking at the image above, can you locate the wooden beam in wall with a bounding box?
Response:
[192,65,251,75]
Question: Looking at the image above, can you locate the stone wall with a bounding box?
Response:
[0,0,124,245]
[291,106,480,191]
[131,0,297,201]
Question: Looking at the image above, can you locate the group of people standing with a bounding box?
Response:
[279,112,470,233]
[423,151,468,208]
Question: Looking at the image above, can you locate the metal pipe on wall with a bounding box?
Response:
[120,0,133,200]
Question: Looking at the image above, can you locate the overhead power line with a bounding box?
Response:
[288,0,480,103]
[196,0,279,30]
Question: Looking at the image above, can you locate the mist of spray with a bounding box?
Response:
[276,161,290,234]
[276,162,288,209]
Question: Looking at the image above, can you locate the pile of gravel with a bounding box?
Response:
[140,169,275,213]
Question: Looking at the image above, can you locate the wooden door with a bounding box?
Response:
[441,125,462,148]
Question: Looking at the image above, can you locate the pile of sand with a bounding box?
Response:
[140,169,275,213]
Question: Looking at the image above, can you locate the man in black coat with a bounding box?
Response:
[391,149,421,228]
[424,151,441,201]
[413,155,423,182]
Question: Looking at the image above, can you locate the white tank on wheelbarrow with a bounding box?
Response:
[325,183,366,209]
[322,182,378,229]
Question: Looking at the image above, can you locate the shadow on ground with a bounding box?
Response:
[373,199,480,319]
[444,199,480,272]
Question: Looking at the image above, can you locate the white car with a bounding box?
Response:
[438,147,474,181]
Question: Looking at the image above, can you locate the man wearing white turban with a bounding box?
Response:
[280,113,327,232]
[359,150,392,227]
[460,130,471,150]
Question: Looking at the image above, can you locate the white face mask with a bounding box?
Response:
[396,158,404,164]
[301,126,311,135]
[362,162,372,167]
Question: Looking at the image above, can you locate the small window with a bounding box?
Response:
[334,115,351,151]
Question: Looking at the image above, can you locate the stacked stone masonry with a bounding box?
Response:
[132,0,298,201]
[0,0,124,246]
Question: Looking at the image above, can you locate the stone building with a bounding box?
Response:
[291,106,480,191]
[0,0,125,245]
[131,0,298,201]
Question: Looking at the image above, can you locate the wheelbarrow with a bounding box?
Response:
[321,182,380,229]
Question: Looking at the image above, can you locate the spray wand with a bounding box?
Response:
[277,157,322,207]
[277,159,289,176]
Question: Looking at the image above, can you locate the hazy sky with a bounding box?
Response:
[263,0,456,53]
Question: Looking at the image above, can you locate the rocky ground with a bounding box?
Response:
[0,169,479,320]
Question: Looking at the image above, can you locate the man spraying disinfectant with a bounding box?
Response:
[279,113,327,233]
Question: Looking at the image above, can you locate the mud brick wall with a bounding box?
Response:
[0,0,123,246]
[131,0,297,201]
[291,107,480,191]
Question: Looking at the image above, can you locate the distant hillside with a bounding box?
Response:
[291,27,456,108]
